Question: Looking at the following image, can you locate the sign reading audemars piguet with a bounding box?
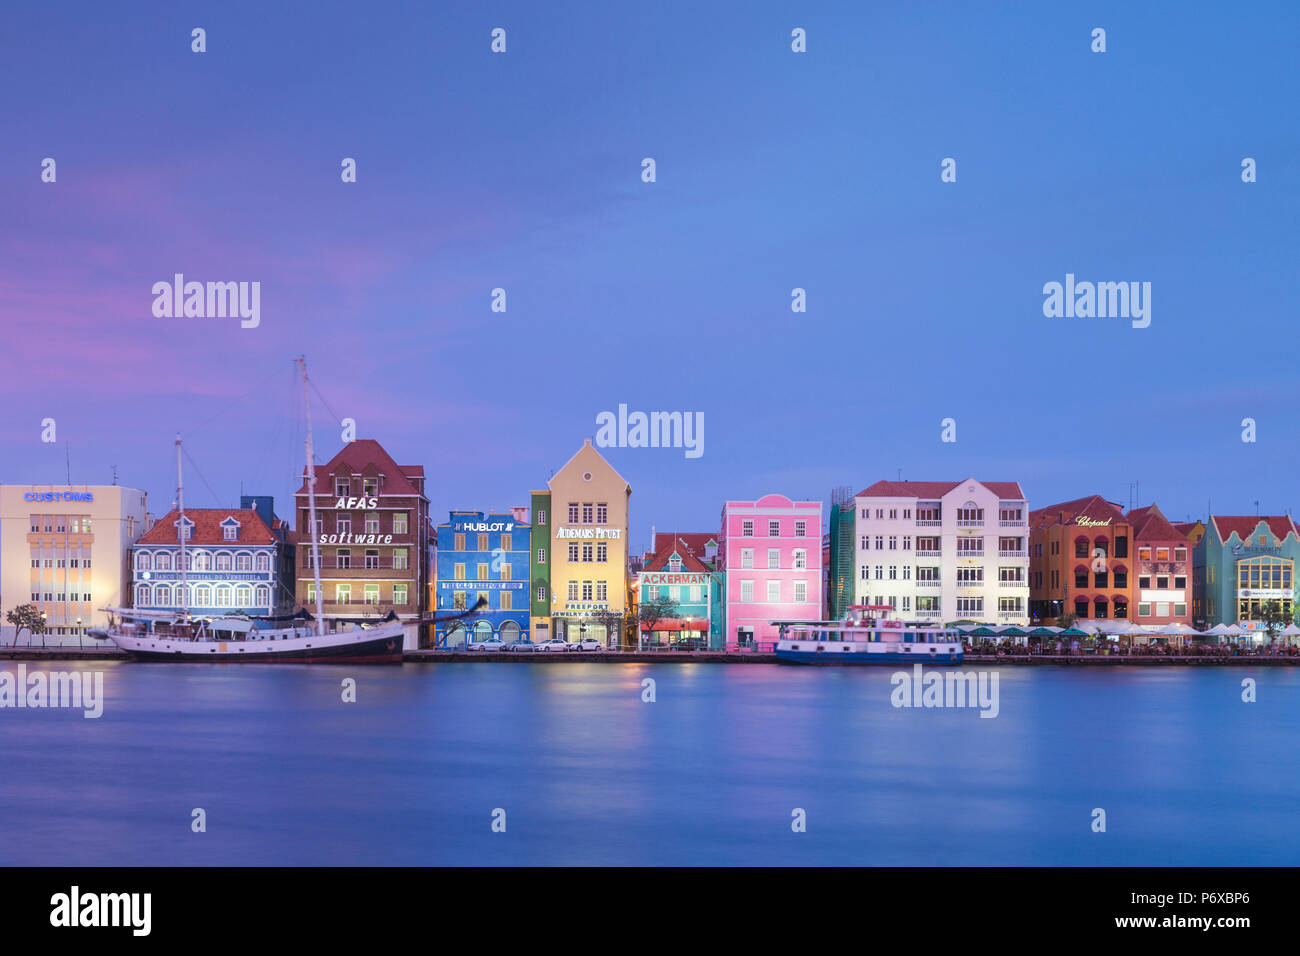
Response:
[555,526,622,539]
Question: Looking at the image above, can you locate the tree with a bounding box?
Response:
[1261,600,1288,643]
[1056,610,1076,630]
[637,594,680,639]
[589,607,631,649]
[7,604,47,646]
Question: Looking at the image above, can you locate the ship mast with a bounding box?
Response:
[176,433,188,619]
[297,357,326,637]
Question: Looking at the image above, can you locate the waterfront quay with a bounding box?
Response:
[2,647,1296,665]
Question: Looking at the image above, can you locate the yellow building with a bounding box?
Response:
[545,439,631,644]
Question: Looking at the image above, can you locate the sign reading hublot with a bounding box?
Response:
[454,522,515,533]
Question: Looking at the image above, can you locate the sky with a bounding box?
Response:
[2,1,1298,552]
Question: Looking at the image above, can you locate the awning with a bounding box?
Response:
[642,618,707,632]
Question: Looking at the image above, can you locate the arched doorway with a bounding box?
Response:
[499,620,521,644]
[473,620,494,644]
[444,623,467,648]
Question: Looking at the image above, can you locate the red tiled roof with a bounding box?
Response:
[1127,504,1187,543]
[137,508,277,546]
[652,532,717,556]
[1173,521,1202,535]
[643,537,711,573]
[1210,515,1299,544]
[294,439,425,497]
[1029,494,1127,528]
[856,479,1026,499]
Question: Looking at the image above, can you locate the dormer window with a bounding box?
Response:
[363,478,379,496]
[335,478,350,497]
[175,516,194,541]
[669,555,682,572]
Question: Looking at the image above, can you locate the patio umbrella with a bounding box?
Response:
[997,625,1029,637]
[968,626,998,638]
[1027,626,1059,638]
[1057,626,1088,638]
[1100,620,1138,636]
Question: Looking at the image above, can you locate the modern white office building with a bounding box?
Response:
[852,478,1030,626]
[0,484,149,641]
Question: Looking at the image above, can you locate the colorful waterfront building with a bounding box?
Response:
[1194,515,1300,629]
[649,530,720,568]
[293,439,431,648]
[0,484,149,641]
[637,535,724,648]
[719,494,822,647]
[131,497,294,618]
[532,439,631,645]
[433,509,530,646]
[847,479,1029,626]
[1029,495,1132,623]
[1127,504,1193,630]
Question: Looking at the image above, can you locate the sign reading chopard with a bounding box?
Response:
[555,527,622,539]
[1074,516,1113,527]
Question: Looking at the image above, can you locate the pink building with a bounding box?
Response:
[720,494,823,647]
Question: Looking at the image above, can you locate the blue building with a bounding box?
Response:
[435,509,531,646]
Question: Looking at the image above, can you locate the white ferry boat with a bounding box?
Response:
[773,604,964,665]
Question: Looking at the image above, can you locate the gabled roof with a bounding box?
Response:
[136,508,277,546]
[1029,494,1126,529]
[1210,515,1299,544]
[294,439,425,497]
[857,479,1026,500]
[550,439,630,492]
[1127,504,1187,543]
[652,532,717,556]
[643,537,711,573]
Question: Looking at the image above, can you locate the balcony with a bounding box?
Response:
[956,550,985,559]
[956,520,984,528]
[916,610,942,619]
[998,549,1026,558]
[917,580,941,588]
[916,549,941,557]
[998,579,1027,587]
[997,610,1025,620]
[916,519,942,527]
[999,519,1025,527]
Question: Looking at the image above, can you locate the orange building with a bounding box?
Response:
[1029,495,1134,623]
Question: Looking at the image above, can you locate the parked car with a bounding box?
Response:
[468,638,506,651]
[673,637,707,651]
[505,639,537,652]
[535,638,570,652]
[567,637,605,652]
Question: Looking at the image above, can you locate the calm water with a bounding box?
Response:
[1,661,1297,866]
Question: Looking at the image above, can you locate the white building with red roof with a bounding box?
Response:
[851,478,1030,626]
[131,496,291,617]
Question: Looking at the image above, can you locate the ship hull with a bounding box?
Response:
[107,625,405,664]
[776,646,963,665]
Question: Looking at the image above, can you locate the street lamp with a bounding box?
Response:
[40,611,47,648]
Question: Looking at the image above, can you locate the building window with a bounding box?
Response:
[537,510,546,525]
[767,581,780,602]
[365,514,380,534]
[478,534,490,552]
[236,554,251,571]
[582,543,593,563]
[393,513,408,535]
[568,542,580,562]
[454,563,465,581]
[742,520,753,536]
[501,533,512,552]
[335,479,350,497]
[223,524,237,541]
[500,591,512,611]
[740,580,754,602]
[537,548,546,563]
[394,549,408,570]
[337,514,351,534]
[795,520,806,537]
[365,549,379,569]
[337,549,351,569]
[568,503,579,523]
[568,582,580,601]
[364,585,380,605]
[768,549,780,569]
[741,549,753,569]
[793,549,807,570]
[582,503,593,524]
[582,581,593,601]
[597,543,607,562]
[596,503,608,524]
[336,584,351,605]
[595,581,608,602]
[500,564,512,581]
[536,587,546,601]
[768,520,780,536]
[478,562,490,580]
